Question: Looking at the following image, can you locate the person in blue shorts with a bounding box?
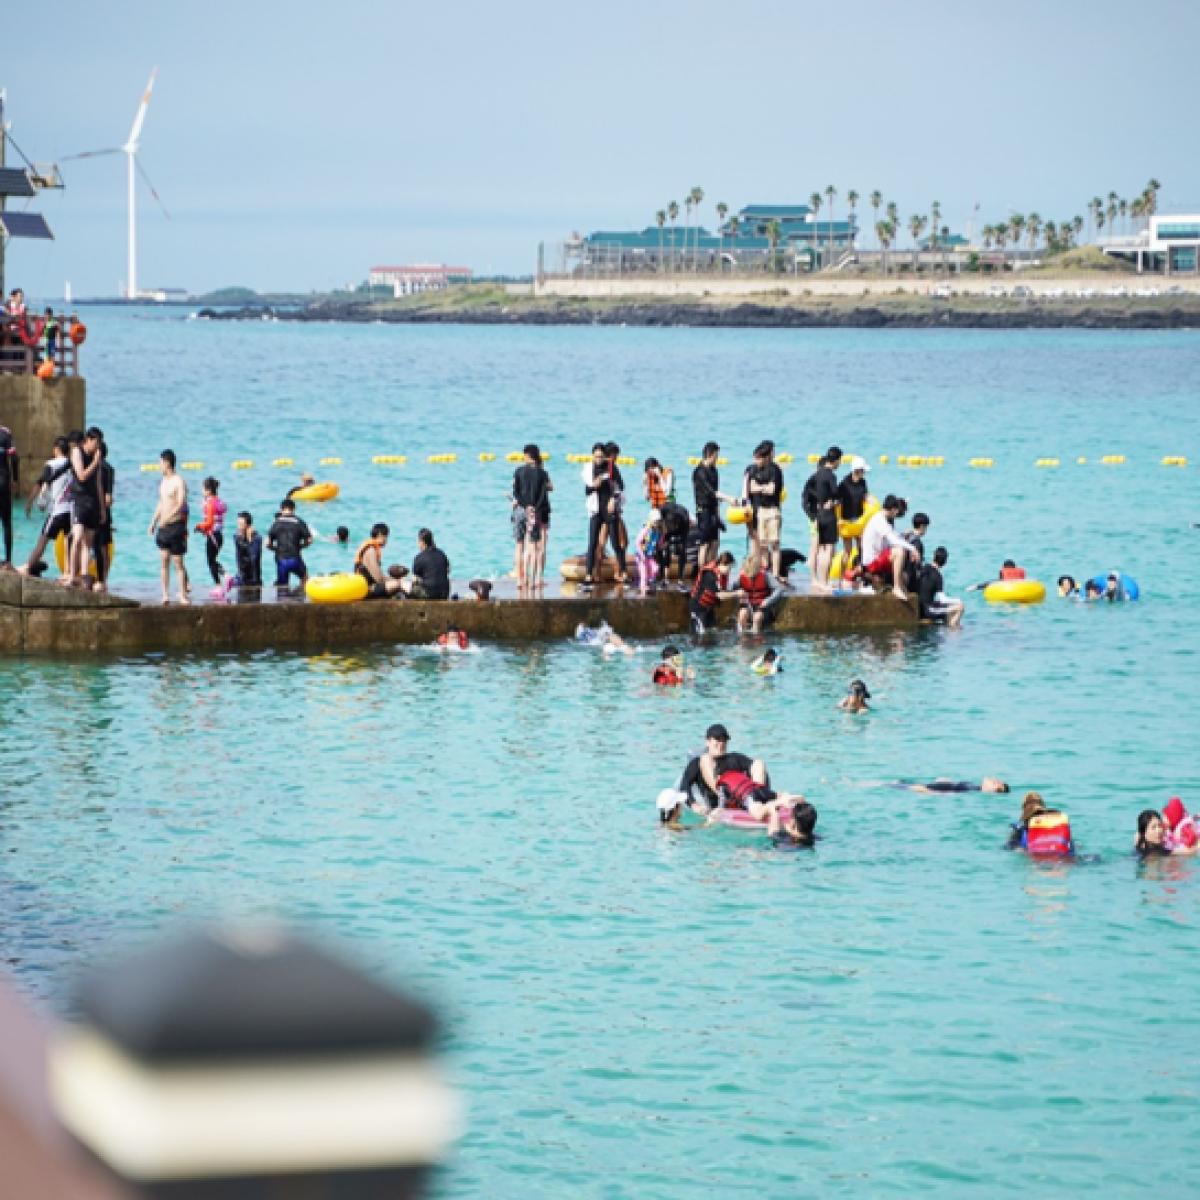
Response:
[267,498,312,591]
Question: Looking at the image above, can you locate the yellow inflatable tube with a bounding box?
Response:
[305,573,368,604]
[55,532,116,576]
[726,505,752,526]
[838,496,880,541]
[983,579,1047,604]
[290,482,340,502]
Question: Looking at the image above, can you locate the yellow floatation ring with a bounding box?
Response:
[305,572,368,603]
[838,496,880,541]
[54,532,116,577]
[726,505,752,526]
[290,482,340,502]
[983,579,1046,604]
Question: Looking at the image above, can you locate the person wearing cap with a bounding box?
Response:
[837,455,871,564]
[742,440,785,577]
[838,679,871,713]
[861,494,918,600]
[697,723,769,809]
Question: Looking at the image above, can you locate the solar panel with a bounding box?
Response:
[0,212,53,239]
[0,167,35,198]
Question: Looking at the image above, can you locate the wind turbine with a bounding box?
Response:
[63,69,168,299]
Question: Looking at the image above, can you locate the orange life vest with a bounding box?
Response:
[691,562,722,608]
[1000,565,1026,581]
[740,569,770,608]
[354,538,385,573]
[717,769,760,808]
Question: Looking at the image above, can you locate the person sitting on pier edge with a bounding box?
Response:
[918,546,964,627]
[267,498,312,592]
[409,528,450,600]
[19,435,72,576]
[690,550,736,635]
[861,494,919,601]
[658,498,691,582]
[355,523,404,598]
[229,511,262,596]
[736,548,785,634]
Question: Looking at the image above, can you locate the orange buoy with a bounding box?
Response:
[36,359,55,379]
[69,322,87,346]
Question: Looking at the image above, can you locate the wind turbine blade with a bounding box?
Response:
[60,147,123,161]
[135,156,171,220]
[126,67,158,149]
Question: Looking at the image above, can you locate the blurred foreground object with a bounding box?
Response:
[49,925,460,1198]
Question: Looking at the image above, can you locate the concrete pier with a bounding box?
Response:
[0,375,86,460]
[0,574,917,657]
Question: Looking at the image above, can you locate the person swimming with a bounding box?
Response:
[652,645,692,685]
[751,648,782,676]
[767,800,818,848]
[575,620,633,655]
[902,777,1010,795]
[1057,574,1078,598]
[838,679,871,712]
[1132,809,1196,857]
[436,628,470,651]
[1007,792,1074,855]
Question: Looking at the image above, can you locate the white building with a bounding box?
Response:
[368,264,473,297]
[1100,215,1200,274]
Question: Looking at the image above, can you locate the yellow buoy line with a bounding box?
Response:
[133,451,1190,474]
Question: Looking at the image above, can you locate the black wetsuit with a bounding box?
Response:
[811,464,839,546]
[413,546,451,600]
[692,463,721,545]
[837,474,869,524]
[680,751,755,809]
[917,562,944,620]
[585,462,626,579]
[96,460,115,583]
[0,426,16,563]
[660,502,690,578]
[234,531,263,588]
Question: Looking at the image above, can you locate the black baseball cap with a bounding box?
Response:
[705,723,730,742]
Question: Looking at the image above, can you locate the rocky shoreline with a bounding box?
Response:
[197,296,1200,330]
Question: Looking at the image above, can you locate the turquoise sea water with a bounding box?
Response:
[3,309,1199,1197]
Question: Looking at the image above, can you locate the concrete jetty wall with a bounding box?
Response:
[0,575,916,657]
[0,375,86,460]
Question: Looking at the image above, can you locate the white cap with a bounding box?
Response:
[851,456,869,472]
[656,789,686,813]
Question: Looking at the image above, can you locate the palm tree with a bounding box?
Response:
[825,185,837,270]
[1095,209,1105,240]
[1026,212,1041,252]
[1089,197,1102,241]
[886,201,899,231]
[1072,215,1083,243]
[727,216,740,273]
[1106,195,1118,242]
[994,223,1008,253]
[683,194,693,272]
[690,186,704,271]
[655,209,667,273]
[869,190,883,247]
[846,190,859,246]
[716,201,728,266]
[981,224,994,250]
[908,214,926,273]
[1009,213,1025,254]
[667,201,679,271]
[1130,195,1145,232]
[1118,197,1127,234]
[876,220,894,276]
[765,218,782,273]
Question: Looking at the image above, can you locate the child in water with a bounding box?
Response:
[575,620,634,656]
[768,800,818,847]
[751,648,782,676]
[651,645,693,686]
[838,679,871,712]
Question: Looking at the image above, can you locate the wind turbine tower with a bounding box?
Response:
[65,69,167,300]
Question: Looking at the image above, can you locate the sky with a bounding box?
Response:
[3,0,1198,296]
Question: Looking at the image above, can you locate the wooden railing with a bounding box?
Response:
[0,336,82,377]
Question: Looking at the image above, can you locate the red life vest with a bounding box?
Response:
[1000,565,1026,581]
[717,769,759,808]
[1025,812,1072,856]
[740,570,770,609]
[691,562,721,608]
[652,664,682,686]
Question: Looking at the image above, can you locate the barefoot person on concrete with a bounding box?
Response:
[148,448,190,605]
